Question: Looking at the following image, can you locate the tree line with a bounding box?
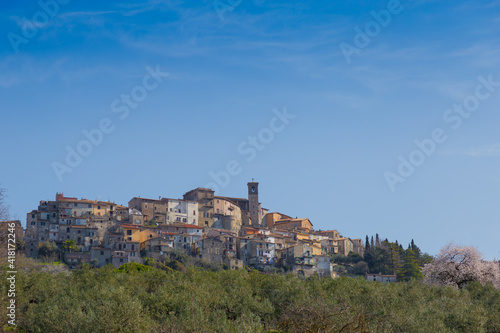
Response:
[363,234,433,281]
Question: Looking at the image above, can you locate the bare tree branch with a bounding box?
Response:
[0,185,10,221]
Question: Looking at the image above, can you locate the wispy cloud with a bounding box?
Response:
[441,144,500,157]
[60,0,181,19]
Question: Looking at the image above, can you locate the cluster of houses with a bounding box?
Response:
[24,182,367,279]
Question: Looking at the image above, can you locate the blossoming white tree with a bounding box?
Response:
[423,243,500,289]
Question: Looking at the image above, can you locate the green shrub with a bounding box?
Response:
[1,262,498,333]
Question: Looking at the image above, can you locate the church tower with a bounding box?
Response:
[248,181,260,227]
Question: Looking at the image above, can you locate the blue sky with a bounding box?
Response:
[1,0,499,259]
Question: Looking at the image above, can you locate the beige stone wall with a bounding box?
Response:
[184,188,215,227]
[222,215,242,233]
[128,198,167,223]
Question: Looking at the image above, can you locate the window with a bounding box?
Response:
[52,213,56,217]
[74,203,77,207]
[127,230,132,235]
[128,237,132,241]
[53,205,56,209]
[205,221,208,226]
[97,206,100,209]
[88,204,91,208]
[32,214,35,218]
[120,259,123,263]
[131,245,135,250]
[100,251,104,255]
[170,208,172,212]
[41,222,45,226]
[193,210,196,215]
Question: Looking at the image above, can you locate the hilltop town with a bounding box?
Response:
[23,182,365,278]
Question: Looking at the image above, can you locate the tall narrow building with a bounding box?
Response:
[248,181,260,226]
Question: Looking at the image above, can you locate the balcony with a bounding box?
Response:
[294,257,315,266]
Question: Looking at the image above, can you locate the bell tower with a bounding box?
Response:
[248,181,260,227]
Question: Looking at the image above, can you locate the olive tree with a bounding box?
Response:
[423,243,500,289]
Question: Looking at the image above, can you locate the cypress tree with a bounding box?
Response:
[403,248,424,281]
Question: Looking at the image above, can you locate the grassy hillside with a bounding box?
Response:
[1,262,499,332]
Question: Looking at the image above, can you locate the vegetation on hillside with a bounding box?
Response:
[331,235,432,281]
[1,258,500,333]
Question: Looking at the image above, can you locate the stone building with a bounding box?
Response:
[213,197,243,232]
[337,237,354,256]
[25,193,128,258]
[197,237,224,264]
[183,188,216,227]
[351,238,365,255]
[366,273,397,283]
[215,182,268,227]
[160,198,198,224]
[128,197,167,223]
